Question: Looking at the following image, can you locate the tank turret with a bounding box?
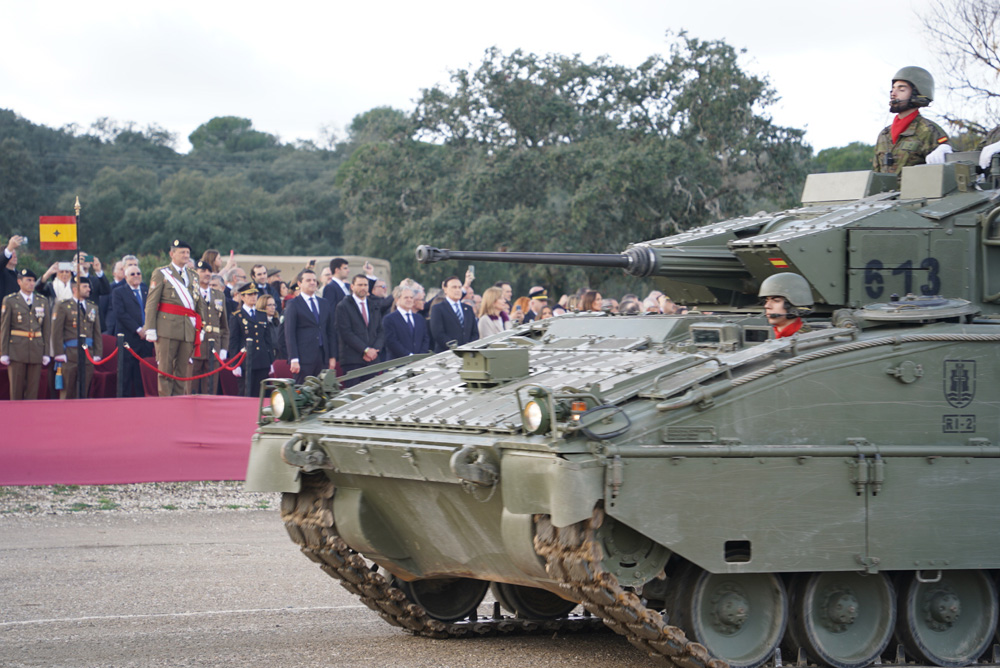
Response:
[420,160,1000,313]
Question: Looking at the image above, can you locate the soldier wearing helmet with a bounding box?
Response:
[873,66,951,174]
[759,273,813,339]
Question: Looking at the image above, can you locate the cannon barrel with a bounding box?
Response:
[416,244,750,281]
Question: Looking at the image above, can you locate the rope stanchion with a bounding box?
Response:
[124,344,247,382]
[83,345,118,366]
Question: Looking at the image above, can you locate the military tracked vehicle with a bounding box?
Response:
[247,158,1000,668]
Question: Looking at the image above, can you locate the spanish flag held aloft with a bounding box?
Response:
[39,216,78,250]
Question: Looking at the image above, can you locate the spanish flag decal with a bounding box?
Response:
[768,258,789,268]
[39,216,78,250]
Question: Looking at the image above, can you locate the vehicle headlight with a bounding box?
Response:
[523,399,549,434]
[270,387,295,421]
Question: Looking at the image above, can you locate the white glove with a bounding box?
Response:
[55,354,67,363]
[0,355,8,366]
[980,141,1000,169]
[42,356,50,366]
[269,363,274,375]
[219,349,228,361]
[145,329,158,342]
[93,356,101,363]
[233,367,242,377]
[926,143,953,164]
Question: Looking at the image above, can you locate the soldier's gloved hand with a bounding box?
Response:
[219,349,228,361]
[188,358,193,365]
[980,141,1000,169]
[42,356,50,366]
[926,144,953,164]
[232,367,242,377]
[145,329,157,342]
[269,364,274,375]
[0,355,9,366]
[55,354,67,363]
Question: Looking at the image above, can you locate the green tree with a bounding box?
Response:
[340,35,811,296]
[188,116,279,153]
[811,142,876,173]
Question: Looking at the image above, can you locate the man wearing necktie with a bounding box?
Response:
[430,276,479,353]
[384,287,429,360]
[112,265,154,397]
[285,269,337,384]
[335,274,384,388]
[189,260,230,394]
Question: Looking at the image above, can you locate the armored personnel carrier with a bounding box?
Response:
[246,159,1000,668]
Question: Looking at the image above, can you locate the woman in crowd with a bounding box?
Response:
[256,293,287,360]
[510,296,531,325]
[579,290,603,312]
[477,286,510,337]
[539,305,554,320]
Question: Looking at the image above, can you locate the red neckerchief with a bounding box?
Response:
[773,318,804,339]
[891,111,919,144]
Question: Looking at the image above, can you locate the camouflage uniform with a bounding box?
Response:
[977,126,1000,150]
[872,114,949,174]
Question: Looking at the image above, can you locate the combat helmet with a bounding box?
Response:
[759,273,813,317]
[893,66,934,107]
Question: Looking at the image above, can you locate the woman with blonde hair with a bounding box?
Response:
[477,286,510,337]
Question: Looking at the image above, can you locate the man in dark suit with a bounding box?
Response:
[112,265,153,397]
[430,276,479,353]
[321,257,352,313]
[335,274,384,387]
[285,268,337,383]
[384,287,429,360]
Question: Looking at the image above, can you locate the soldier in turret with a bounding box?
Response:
[873,66,952,174]
[759,273,813,339]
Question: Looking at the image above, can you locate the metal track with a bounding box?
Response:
[534,505,727,668]
[280,474,606,638]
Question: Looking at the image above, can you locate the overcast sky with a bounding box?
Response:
[1,0,960,154]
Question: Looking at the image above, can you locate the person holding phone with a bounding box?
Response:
[1,235,25,299]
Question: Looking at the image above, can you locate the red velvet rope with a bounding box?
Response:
[82,345,118,365]
[124,345,247,381]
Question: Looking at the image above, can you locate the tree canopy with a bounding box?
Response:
[2,33,821,296]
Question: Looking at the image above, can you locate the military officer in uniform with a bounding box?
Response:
[0,268,52,400]
[189,260,230,395]
[228,282,274,397]
[873,66,952,174]
[51,276,103,399]
[145,240,205,397]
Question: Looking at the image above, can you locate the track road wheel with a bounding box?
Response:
[788,572,895,668]
[669,563,788,668]
[489,582,577,619]
[392,577,489,622]
[896,570,998,667]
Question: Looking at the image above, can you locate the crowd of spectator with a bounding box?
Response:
[1,235,688,400]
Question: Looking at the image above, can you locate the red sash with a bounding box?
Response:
[158,302,204,356]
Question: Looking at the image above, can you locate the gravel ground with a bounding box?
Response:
[0,481,280,517]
